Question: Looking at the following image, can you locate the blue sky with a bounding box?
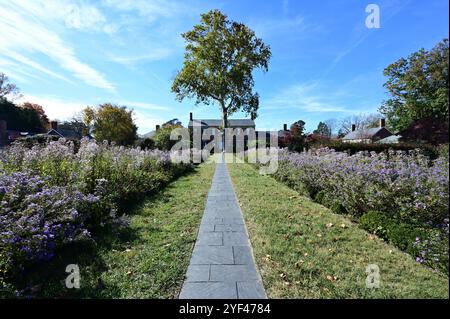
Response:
[0,0,448,134]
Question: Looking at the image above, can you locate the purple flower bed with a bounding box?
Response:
[0,138,192,292]
[271,148,449,272]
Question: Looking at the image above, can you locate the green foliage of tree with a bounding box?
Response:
[0,98,47,132]
[135,138,155,150]
[59,116,88,137]
[288,120,307,152]
[313,121,331,138]
[84,103,137,146]
[153,124,182,151]
[21,102,50,131]
[380,39,449,131]
[0,73,21,100]
[172,10,271,128]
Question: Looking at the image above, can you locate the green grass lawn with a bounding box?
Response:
[23,161,216,298]
[228,162,449,299]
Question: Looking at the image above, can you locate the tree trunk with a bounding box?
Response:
[221,101,228,129]
[221,101,227,153]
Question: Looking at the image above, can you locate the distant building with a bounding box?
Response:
[46,121,83,139]
[0,119,36,146]
[187,112,255,150]
[376,134,402,144]
[342,119,392,143]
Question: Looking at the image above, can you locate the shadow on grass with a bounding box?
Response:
[15,166,201,299]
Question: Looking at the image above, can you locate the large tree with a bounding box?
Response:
[338,113,381,136]
[172,10,271,128]
[21,102,50,131]
[0,98,47,132]
[313,121,331,138]
[380,38,449,131]
[83,103,137,145]
[0,73,21,100]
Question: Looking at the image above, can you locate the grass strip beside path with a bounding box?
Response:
[27,161,215,298]
[227,162,449,299]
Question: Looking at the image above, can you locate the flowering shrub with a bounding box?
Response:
[270,148,449,272]
[0,171,96,284]
[0,138,192,293]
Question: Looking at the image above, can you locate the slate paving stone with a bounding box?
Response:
[237,281,267,299]
[215,224,246,232]
[179,160,266,299]
[233,246,255,265]
[185,265,210,282]
[210,265,260,281]
[190,246,234,265]
[223,232,249,246]
[196,231,223,246]
[179,282,237,299]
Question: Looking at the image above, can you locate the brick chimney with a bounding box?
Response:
[189,112,193,121]
[379,118,386,128]
[351,124,356,132]
[283,123,287,131]
[156,125,160,131]
[50,121,58,130]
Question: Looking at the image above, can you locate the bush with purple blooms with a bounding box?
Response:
[269,148,449,273]
[0,138,192,294]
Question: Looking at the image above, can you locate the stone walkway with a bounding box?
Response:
[179,158,266,299]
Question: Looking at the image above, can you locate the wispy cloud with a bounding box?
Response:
[18,95,89,121]
[0,0,115,90]
[103,0,187,21]
[118,100,170,111]
[109,49,173,67]
[322,0,412,77]
[265,82,350,113]
[250,15,307,38]
[19,95,169,133]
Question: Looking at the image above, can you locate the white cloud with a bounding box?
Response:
[265,82,350,113]
[109,49,173,66]
[18,95,169,134]
[3,50,73,83]
[0,1,115,90]
[133,110,165,134]
[19,95,88,121]
[117,100,169,111]
[103,0,184,20]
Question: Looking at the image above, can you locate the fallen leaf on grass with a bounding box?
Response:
[326,275,338,282]
[340,223,347,228]
[326,223,334,228]
[303,252,309,257]
[295,260,304,268]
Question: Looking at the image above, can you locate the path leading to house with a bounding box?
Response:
[179,156,266,299]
